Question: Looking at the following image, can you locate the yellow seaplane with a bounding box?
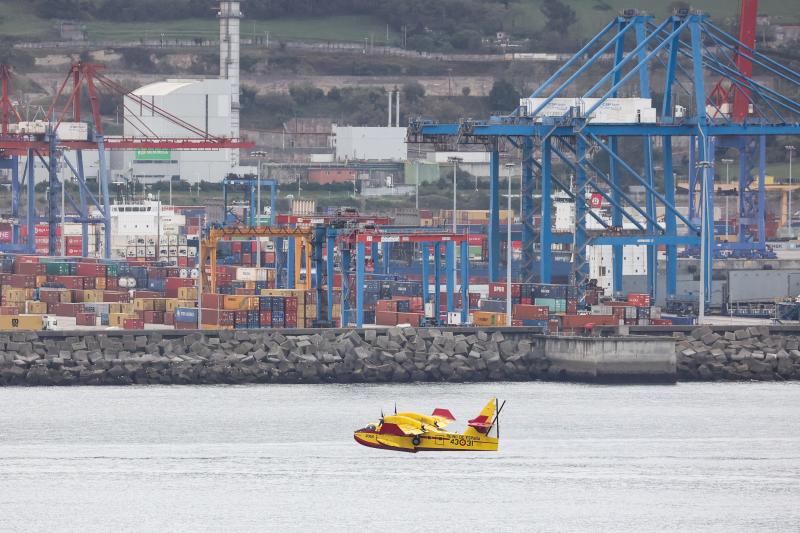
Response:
[354,398,505,453]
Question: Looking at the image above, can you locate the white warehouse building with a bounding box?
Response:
[331,125,407,162]
[121,78,251,183]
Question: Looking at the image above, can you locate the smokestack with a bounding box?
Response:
[219,1,242,165]
[395,90,400,127]
[387,91,392,127]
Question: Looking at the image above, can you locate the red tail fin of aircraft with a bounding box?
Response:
[432,408,456,421]
[467,398,498,434]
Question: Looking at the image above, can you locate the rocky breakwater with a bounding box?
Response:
[0,328,550,386]
[676,326,800,381]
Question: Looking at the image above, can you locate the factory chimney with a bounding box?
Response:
[219,0,242,165]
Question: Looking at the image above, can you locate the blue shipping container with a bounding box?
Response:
[175,307,199,323]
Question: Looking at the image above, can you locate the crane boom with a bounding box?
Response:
[733,0,758,121]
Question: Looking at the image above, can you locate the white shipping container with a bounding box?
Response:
[520,97,657,124]
[56,122,89,141]
[236,267,268,281]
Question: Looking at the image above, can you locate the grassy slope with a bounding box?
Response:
[8,1,799,45]
[85,15,393,43]
[0,1,52,36]
[510,1,798,39]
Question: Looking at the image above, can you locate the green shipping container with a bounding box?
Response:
[534,297,566,313]
[106,264,118,277]
[45,262,72,275]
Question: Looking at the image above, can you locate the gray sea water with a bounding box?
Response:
[1,382,799,532]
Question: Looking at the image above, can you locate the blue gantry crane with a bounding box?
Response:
[409,8,800,308]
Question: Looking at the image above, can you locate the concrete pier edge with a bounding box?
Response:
[0,325,798,385]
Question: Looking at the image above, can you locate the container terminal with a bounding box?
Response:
[1,1,800,334]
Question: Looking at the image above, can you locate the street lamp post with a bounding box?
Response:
[448,156,462,305]
[448,156,462,234]
[721,157,734,234]
[696,160,714,324]
[505,163,516,326]
[787,145,796,233]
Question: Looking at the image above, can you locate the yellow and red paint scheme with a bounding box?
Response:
[354,398,501,453]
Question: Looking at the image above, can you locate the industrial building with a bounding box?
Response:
[330,125,407,162]
[121,78,244,183]
[116,0,253,183]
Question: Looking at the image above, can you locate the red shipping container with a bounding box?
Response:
[395,312,420,327]
[164,311,175,326]
[76,263,106,277]
[627,293,651,308]
[14,262,45,275]
[260,311,272,325]
[39,290,67,305]
[511,283,521,297]
[200,309,234,326]
[562,314,619,328]
[566,299,578,315]
[201,293,225,309]
[76,313,96,326]
[143,310,164,324]
[7,274,36,288]
[134,290,161,299]
[488,282,506,298]
[50,276,83,290]
[375,311,398,326]
[103,291,129,303]
[285,297,297,312]
[123,318,145,329]
[50,302,84,317]
[164,277,194,298]
[234,311,248,325]
[175,321,196,330]
[513,304,550,320]
[0,306,20,315]
[376,300,398,312]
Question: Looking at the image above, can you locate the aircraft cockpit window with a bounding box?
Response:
[366,424,376,431]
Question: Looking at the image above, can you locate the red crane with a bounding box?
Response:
[708,0,758,121]
[1,62,253,155]
[0,62,254,256]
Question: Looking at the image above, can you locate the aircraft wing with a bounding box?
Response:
[431,417,453,429]
[396,424,424,436]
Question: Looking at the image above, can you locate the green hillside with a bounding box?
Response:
[1,0,797,47]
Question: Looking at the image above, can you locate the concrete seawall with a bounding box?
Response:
[0,327,678,386]
[545,336,677,383]
[1,326,798,386]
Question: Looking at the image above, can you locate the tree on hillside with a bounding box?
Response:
[403,82,426,104]
[540,0,576,32]
[488,79,521,111]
